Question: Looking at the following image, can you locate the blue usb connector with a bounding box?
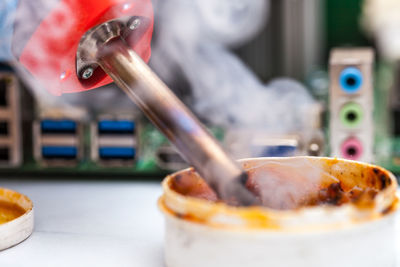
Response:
[256,145,297,157]
[98,120,135,134]
[42,146,77,159]
[99,147,135,160]
[41,120,77,134]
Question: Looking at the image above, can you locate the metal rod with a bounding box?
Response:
[95,37,256,205]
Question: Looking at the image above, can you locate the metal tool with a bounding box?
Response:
[76,17,257,205]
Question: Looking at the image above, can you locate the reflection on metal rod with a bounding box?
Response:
[75,18,257,205]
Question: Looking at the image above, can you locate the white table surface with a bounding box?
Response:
[0,180,399,267]
[0,180,165,267]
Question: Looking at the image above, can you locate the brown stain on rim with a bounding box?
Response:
[170,159,394,210]
[161,158,400,230]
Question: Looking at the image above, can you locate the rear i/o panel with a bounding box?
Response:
[329,48,374,163]
[0,72,22,167]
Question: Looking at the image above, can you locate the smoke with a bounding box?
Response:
[4,0,80,114]
[150,0,321,204]
[362,0,400,60]
[4,0,322,205]
[151,0,316,132]
[5,0,316,129]
[245,158,339,209]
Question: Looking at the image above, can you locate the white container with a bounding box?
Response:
[0,187,34,251]
[159,157,399,267]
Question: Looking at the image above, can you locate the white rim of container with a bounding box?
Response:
[160,156,399,233]
[0,188,34,251]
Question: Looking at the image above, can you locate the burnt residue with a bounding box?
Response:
[238,172,249,185]
[170,162,394,210]
[316,183,349,206]
[171,171,219,202]
[176,213,185,219]
[380,174,387,190]
[174,174,183,183]
[305,183,379,209]
[369,175,376,187]
[371,167,391,190]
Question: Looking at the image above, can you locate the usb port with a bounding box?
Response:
[0,147,9,161]
[250,136,299,157]
[42,146,77,159]
[41,120,77,134]
[98,120,135,135]
[0,122,8,135]
[99,147,135,160]
[256,145,297,157]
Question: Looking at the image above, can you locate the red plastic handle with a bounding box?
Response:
[19,0,153,96]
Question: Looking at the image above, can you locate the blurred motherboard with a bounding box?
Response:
[2,0,400,178]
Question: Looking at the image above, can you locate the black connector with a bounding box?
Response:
[0,122,9,135]
[0,79,8,107]
[0,147,10,161]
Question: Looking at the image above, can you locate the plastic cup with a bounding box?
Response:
[159,157,399,267]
